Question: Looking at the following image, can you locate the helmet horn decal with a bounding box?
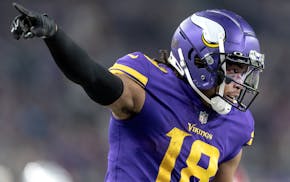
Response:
[191,14,225,48]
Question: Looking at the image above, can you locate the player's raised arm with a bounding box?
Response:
[10,3,142,119]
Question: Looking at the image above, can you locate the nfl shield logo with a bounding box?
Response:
[199,111,208,124]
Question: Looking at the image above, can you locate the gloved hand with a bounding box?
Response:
[11,2,57,40]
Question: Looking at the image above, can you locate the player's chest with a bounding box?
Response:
[143,90,233,162]
[154,119,232,182]
[154,102,234,164]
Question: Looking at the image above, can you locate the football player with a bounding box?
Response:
[11,3,264,182]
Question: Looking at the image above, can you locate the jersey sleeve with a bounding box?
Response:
[109,52,150,88]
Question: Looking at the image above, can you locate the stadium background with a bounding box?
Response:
[0,0,289,181]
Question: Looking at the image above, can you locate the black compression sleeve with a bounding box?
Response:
[44,28,123,105]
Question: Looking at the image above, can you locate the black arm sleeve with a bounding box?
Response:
[44,28,123,105]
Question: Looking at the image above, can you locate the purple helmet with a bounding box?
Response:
[168,9,265,114]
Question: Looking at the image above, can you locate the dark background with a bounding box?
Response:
[0,0,289,181]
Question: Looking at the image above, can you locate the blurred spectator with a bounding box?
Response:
[0,165,14,182]
[22,160,73,182]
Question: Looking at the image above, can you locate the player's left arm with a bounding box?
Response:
[213,149,242,182]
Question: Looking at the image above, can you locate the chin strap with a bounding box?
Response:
[210,33,232,114]
[169,33,231,115]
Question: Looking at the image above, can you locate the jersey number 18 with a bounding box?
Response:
[156,127,220,182]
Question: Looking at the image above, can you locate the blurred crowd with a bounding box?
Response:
[0,0,289,181]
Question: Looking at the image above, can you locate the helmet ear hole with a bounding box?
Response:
[188,48,194,60]
[194,56,206,68]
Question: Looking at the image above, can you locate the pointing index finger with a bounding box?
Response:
[13,2,35,17]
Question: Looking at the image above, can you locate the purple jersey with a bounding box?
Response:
[105,52,254,182]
